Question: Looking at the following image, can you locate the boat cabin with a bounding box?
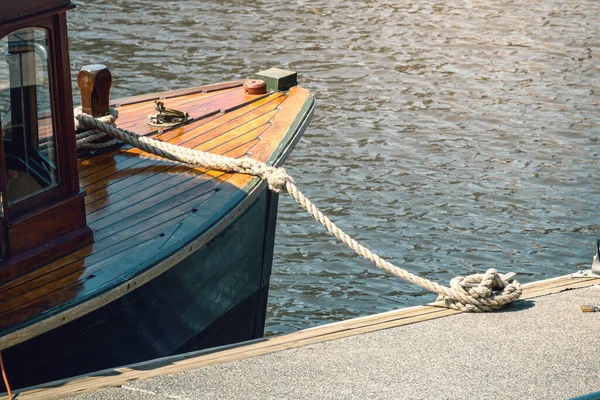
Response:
[0,1,92,275]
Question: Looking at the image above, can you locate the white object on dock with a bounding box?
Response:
[571,240,600,278]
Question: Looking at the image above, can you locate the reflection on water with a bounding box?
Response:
[68,0,599,335]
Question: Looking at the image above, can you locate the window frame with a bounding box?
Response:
[0,12,79,221]
[0,3,90,268]
[2,27,61,206]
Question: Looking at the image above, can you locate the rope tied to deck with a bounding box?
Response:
[73,106,121,150]
[75,110,522,312]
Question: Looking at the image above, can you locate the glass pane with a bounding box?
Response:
[0,28,59,205]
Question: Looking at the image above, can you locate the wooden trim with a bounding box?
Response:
[5,193,87,253]
[270,88,315,167]
[1,17,61,219]
[0,126,7,259]
[0,225,92,283]
[1,14,80,215]
[5,192,80,229]
[0,192,92,281]
[52,12,79,194]
[0,2,74,29]
[0,12,90,272]
[8,275,600,400]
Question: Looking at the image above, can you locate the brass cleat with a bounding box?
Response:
[146,101,189,127]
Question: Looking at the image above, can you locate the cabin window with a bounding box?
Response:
[0,28,59,206]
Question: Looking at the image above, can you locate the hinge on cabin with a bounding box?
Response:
[0,192,4,218]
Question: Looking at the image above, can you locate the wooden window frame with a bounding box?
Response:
[0,13,79,219]
[0,4,92,271]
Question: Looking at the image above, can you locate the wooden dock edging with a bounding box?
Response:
[8,274,600,400]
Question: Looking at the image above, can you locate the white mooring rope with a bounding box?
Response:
[74,107,121,149]
[75,109,522,312]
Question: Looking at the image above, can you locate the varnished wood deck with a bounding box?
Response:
[0,82,314,350]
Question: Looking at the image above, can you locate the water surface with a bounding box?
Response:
[68,0,600,335]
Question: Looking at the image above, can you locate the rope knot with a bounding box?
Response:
[74,107,121,150]
[74,107,118,130]
[263,166,290,192]
[237,158,290,192]
[436,268,522,312]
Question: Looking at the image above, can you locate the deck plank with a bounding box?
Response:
[90,174,226,236]
[77,88,260,174]
[164,97,285,148]
[79,94,284,195]
[113,87,239,126]
[87,126,264,224]
[116,88,268,135]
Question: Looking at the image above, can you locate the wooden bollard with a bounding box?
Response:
[77,64,112,117]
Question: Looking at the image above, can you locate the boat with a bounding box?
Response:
[0,0,314,390]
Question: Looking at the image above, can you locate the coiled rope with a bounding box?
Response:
[74,107,120,149]
[75,109,522,312]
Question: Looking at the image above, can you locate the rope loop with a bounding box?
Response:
[74,107,120,149]
[75,108,523,313]
[437,269,522,312]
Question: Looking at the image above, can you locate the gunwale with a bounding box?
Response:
[0,82,315,351]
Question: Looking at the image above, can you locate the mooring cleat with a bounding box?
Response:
[571,240,600,278]
[501,272,516,281]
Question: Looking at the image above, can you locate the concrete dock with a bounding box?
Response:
[8,276,600,400]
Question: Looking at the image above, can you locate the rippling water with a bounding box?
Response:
[68,0,600,335]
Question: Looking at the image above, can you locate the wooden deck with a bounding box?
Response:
[8,274,600,400]
[0,82,314,350]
